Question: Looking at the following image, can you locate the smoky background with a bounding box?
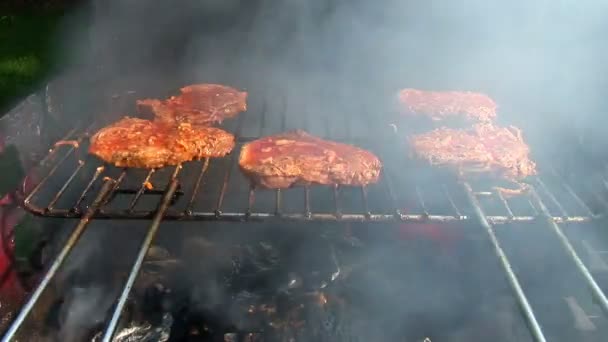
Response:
[21,0,608,341]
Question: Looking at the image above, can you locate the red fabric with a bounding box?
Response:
[0,201,26,301]
[0,170,40,312]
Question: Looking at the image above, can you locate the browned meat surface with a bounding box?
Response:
[137,83,247,125]
[239,130,382,188]
[408,123,536,181]
[89,117,235,168]
[398,88,497,123]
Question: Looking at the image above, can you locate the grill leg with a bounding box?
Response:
[528,187,608,315]
[101,177,180,341]
[463,182,547,342]
[1,179,117,342]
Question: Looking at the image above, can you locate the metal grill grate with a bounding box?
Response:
[5,88,608,342]
[21,114,601,225]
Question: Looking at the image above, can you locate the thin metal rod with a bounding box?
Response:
[215,155,236,216]
[536,178,568,217]
[381,173,402,218]
[304,186,311,218]
[38,126,80,166]
[275,189,282,216]
[247,186,256,216]
[2,179,117,342]
[186,158,210,213]
[333,185,341,218]
[47,160,85,210]
[442,184,462,218]
[496,190,515,218]
[215,112,244,216]
[102,177,180,342]
[23,144,80,207]
[463,182,547,342]
[528,187,608,316]
[527,198,540,216]
[127,169,156,212]
[415,186,429,216]
[360,186,371,218]
[100,170,127,209]
[73,165,105,209]
[549,168,594,217]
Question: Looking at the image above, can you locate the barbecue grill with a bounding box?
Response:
[3,0,608,341]
[1,80,607,341]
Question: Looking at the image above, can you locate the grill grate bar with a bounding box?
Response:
[528,186,608,316]
[246,186,256,217]
[73,165,105,210]
[186,157,210,214]
[38,126,81,167]
[379,171,401,219]
[24,143,81,212]
[415,186,430,217]
[47,159,85,211]
[333,185,341,218]
[101,170,128,212]
[463,181,547,342]
[215,115,245,216]
[536,178,569,217]
[102,167,181,342]
[495,191,515,219]
[215,153,237,216]
[275,189,282,216]
[442,184,463,219]
[360,186,371,218]
[127,169,156,212]
[304,186,311,218]
[1,179,118,342]
[549,167,595,217]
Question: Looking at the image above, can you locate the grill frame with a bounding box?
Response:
[21,113,598,225]
[5,88,608,342]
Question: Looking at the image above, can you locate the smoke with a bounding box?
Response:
[58,286,116,342]
[25,0,608,340]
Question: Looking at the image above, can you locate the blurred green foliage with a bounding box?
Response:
[0,12,64,113]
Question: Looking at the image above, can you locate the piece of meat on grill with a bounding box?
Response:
[408,123,536,182]
[398,88,497,123]
[137,83,247,125]
[89,117,235,168]
[239,130,382,188]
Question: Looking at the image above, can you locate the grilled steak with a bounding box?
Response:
[89,117,235,168]
[408,123,536,181]
[398,89,497,123]
[239,130,382,188]
[137,83,248,125]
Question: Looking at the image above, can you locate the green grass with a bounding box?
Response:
[0,12,65,113]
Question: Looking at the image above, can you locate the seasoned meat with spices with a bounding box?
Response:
[239,130,382,188]
[398,89,497,123]
[137,83,247,125]
[89,117,234,168]
[408,123,536,181]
